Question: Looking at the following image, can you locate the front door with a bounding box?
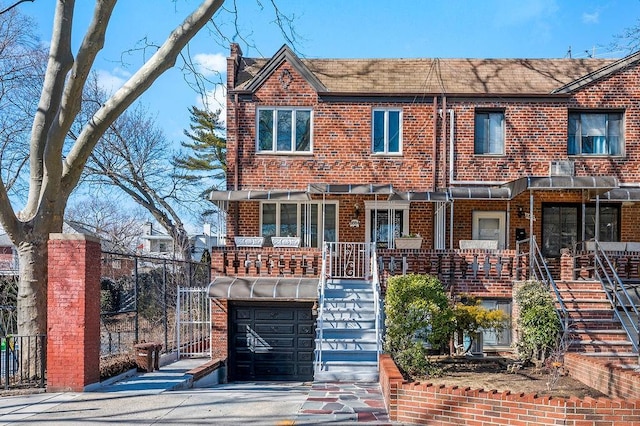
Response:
[369,209,404,248]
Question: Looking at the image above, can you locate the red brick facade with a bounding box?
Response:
[47,234,101,392]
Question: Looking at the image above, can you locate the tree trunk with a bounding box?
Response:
[16,238,48,337]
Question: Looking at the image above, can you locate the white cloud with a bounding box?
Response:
[193,53,227,77]
[96,68,131,94]
[582,11,599,24]
[198,84,227,126]
[492,0,558,27]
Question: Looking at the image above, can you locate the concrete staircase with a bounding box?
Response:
[556,280,638,367]
[314,279,381,382]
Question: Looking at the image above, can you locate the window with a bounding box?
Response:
[568,112,623,155]
[472,211,506,249]
[372,109,402,154]
[261,202,337,248]
[542,203,620,257]
[257,108,312,153]
[474,111,504,154]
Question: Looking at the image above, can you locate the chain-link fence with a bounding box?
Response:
[100,252,211,358]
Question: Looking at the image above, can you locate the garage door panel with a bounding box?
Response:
[254,324,295,334]
[254,309,295,320]
[229,302,315,382]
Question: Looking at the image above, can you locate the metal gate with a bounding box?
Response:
[176,286,211,358]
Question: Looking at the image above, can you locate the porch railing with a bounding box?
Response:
[370,248,383,366]
[576,241,640,354]
[326,242,372,280]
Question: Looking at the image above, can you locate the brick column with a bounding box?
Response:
[560,248,574,282]
[211,298,228,359]
[47,233,101,392]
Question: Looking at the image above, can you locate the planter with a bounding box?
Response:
[394,237,422,249]
[271,236,301,248]
[234,236,264,247]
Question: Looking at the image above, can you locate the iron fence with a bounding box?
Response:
[0,335,46,390]
[100,252,211,358]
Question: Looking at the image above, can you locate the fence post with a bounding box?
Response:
[134,257,139,343]
[163,259,168,353]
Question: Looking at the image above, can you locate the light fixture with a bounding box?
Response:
[353,203,361,218]
[517,205,525,218]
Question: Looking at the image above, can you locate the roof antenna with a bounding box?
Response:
[566,46,572,58]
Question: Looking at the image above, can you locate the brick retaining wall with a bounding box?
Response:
[379,354,640,425]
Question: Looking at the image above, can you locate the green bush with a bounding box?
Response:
[514,280,561,366]
[384,274,453,375]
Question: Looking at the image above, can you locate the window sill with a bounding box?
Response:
[568,154,625,158]
[473,153,505,157]
[256,151,314,156]
[371,152,403,157]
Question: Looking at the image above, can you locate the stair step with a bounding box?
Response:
[316,349,379,362]
[324,289,375,300]
[316,340,379,351]
[318,319,377,329]
[323,300,376,309]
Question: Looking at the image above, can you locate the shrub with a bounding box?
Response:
[514,280,561,366]
[384,274,453,376]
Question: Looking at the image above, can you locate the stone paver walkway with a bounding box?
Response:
[295,382,392,424]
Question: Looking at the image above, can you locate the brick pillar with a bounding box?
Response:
[47,233,101,392]
[211,298,228,359]
[560,248,574,282]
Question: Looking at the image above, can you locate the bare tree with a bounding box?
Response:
[65,197,146,252]
[0,1,223,337]
[84,101,200,261]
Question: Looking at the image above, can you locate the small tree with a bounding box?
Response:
[514,280,561,367]
[384,274,453,376]
[451,295,508,355]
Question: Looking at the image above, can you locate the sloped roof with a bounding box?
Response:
[234,47,625,95]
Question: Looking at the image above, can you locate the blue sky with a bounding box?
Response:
[23,0,640,144]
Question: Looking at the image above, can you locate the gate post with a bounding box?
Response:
[47,234,101,392]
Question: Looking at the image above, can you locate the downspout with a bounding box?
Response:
[234,93,240,237]
[432,96,438,191]
[440,96,447,190]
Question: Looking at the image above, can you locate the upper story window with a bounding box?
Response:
[568,112,623,155]
[257,108,312,153]
[372,109,402,154]
[474,111,504,155]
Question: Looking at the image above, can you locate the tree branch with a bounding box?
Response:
[61,0,224,196]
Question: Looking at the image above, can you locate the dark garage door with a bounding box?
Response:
[229,302,315,381]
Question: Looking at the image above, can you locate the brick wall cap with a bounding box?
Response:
[49,233,100,243]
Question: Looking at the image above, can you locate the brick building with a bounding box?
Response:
[208,44,640,382]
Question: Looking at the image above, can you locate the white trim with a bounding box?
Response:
[472,211,506,249]
[371,108,403,155]
[256,107,314,154]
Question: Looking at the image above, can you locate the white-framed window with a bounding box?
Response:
[568,111,623,155]
[257,107,312,153]
[261,201,338,248]
[480,299,512,348]
[472,211,506,249]
[364,201,410,248]
[372,109,402,154]
[474,111,504,155]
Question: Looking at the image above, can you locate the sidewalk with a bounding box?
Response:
[0,358,393,425]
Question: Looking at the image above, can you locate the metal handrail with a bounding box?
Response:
[587,240,640,353]
[528,236,571,332]
[315,242,329,373]
[370,246,383,366]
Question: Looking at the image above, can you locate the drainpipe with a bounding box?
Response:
[234,93,240,237]
[440,96,447,190]
[432,96,438,191]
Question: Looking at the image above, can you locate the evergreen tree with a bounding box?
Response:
[174,106,226,196]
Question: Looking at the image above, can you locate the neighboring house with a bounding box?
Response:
[207,44,640,382]
[0,233,17,273]
[139,221,223,261]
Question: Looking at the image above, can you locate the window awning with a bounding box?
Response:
[209,190,311,201]
[597,188,640,201]
[207,277,318,300]
[523,176,618,191]
[307,183,395,195]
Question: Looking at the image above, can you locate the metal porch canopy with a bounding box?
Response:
[209,190,311,201]
[597,187,640,201]
[207,277,318,300]
[449,187,513,200]
[388,191,449,202]
[307,183,396,195]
